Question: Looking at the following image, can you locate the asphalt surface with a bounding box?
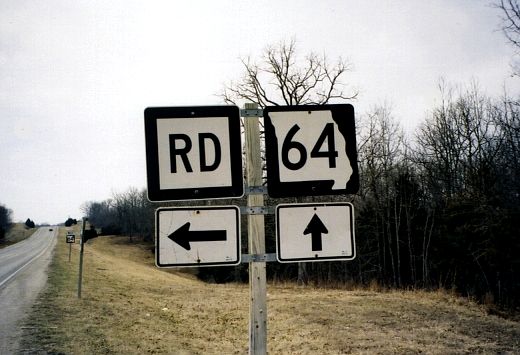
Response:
[0,227,57,354]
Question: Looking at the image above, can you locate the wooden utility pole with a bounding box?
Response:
[77,217,86,299]
[244,103,267,355]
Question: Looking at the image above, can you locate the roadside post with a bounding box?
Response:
[77,217,86,299]
[77,218,98,299]
[66,232,75,262]
[243,103,267,354]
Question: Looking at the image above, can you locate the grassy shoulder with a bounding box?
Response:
[0,223,39,248]
[21,228,520,354]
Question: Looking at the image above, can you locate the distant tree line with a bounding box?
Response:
[81,187,154,242]
[352,83,520,308]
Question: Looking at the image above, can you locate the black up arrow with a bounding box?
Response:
[303,214,328,251]
[167,222,227,251]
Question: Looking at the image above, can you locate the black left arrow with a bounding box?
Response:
[303,214,329,251]
[167,222,227,251]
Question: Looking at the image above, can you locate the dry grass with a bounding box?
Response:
[0,223,38,248]
[21,228,520,354]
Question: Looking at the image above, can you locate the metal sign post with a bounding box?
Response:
[66,233,75,262]
[244,103,267,355]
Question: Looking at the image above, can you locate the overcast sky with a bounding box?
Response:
[1,0,519,224]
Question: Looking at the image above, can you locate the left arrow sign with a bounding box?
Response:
[167,222,227,251]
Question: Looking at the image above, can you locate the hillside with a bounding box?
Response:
[20,228,520,354]
[0,223,38,248]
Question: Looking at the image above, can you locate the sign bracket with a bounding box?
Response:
[241,253,277,263]
[245,185,267,195]
[240,109,264,117]
[240,206,274,215]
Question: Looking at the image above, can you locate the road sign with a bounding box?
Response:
[276,202,355,263]
[156,206,241,267]
[144,106,243,201]
[264,104,359,197]
[66,234,75,243]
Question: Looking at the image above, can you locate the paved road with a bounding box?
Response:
[0,227,57,354]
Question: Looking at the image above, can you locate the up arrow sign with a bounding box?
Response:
[303,214,328,251]
[276,202,356,263]
[167,222,227,251]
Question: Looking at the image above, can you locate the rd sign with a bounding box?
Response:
[156,206,241,267]
[264,104,359,197]
[144,106,243,201]
[276,202,356,263]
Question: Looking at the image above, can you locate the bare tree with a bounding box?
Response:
[413,81,517,291]
[486,94,520,206]
[415,81,503,201]
[221,39,358,286]
[221,39,357,107]
[496,0,520,74]
[357,104,408,286]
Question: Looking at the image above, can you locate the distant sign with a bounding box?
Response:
[66,234,75,243]
[276,202,356,263]
[144,106,243,201]
[264,104,359,197]
[156,206,241,267]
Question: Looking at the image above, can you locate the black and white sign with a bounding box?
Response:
[264,104,359,197]
[66,234,75,243]
[156,206,241,267]
[276,202,355,263]
[144,106,243,201]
